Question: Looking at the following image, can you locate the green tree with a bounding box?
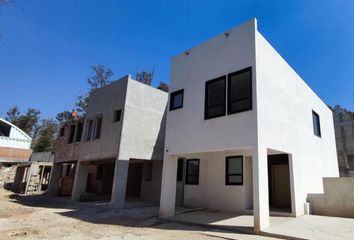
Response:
[32,119,57,152]
[75,65,114,115]
[56,110,72,125]
[6,106,41,138]
[157,81,169,92]
[330,104,354,122]
[136,70,154,86]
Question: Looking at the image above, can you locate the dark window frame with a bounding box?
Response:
[312,110,321,138]
[227,67,253,115]
[113,109,122,122]
[74,122,83,142]
[176,158,184,181]
[68,124,76,144]
[185,159,200,185]
[94,115,103,139]
[225,156,243,185]
[85,118,94,141]
[170,89,184,111]
[205,76,226,120]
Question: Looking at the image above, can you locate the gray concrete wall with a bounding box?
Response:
[334,119,354,177]
[140,160,163,203]
[308,177,354,218]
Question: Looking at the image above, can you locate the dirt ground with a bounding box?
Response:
[0,189,238,240]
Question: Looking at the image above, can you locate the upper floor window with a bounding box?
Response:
[75,122,83,142]
[170,89,184,111]
[185,159,200,185]
[68,125,76,144]
[225,156,243,185]
[113,109,122,122]
[205,76,226,119]
[85,119,94,141]
[228,67,252,114]
[312,111,321,137]
[94,116,103,139]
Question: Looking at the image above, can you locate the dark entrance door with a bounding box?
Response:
[125,162,143,198]
[268,154,291,210]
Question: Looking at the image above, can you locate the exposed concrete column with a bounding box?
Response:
[159,155,178,218]
[12,166,25,193]
[47,163,62,197]
[71,161,89,202]
[111,159,129,208]
[252,146,270,232]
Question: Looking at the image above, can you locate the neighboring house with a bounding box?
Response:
[334,116,354,177]
[159,19,338,232]
[48,75,168,207]
[0,118,32,164]
[12,151,54,194]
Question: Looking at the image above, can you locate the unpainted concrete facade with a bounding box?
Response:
[334,117,354,177]
[48,75,168,207]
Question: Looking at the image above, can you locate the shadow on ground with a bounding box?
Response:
[8,192,305,240]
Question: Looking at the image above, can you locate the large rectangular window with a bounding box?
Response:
[94,116,103,139]
[312,111,321,137]
[170,89,184,111]
[75,122,83,142]
[225,156,243,185]
[185,159,200,185]
[68,125,76,144]
[205,76,226,119]
[228,67,252,115]
[85,119,94,141]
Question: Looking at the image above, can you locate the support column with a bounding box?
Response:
[252,146,270,232]
[111,159,129,208]
[159,155,178,218]
[71,161,89,202]
[12,166,24,193]
[47,163,62,197]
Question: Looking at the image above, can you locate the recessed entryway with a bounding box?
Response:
[268,154,291,212]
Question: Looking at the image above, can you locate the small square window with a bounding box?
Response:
[312,111,321,137]
[226,156,243,185]
[170,89,184,111]
[114,109,122,122]
[185,159,199,185]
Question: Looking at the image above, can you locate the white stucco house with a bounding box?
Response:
[0,118,32,163]
[159,19,339,232]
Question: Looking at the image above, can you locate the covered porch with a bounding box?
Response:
[160,146,297,232]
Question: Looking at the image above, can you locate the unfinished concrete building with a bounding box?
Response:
[334,114,354,177]
[48,75,168,207]
[12,151,54,194]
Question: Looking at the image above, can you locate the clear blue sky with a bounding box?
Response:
[1,0,353,119]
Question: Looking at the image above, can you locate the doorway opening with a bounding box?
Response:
[268,154,291,213]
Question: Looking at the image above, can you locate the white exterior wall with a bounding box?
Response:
[255,31,339,215]
[165,20,258,156]
[181,152,253,212]
[0,118,31,149]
